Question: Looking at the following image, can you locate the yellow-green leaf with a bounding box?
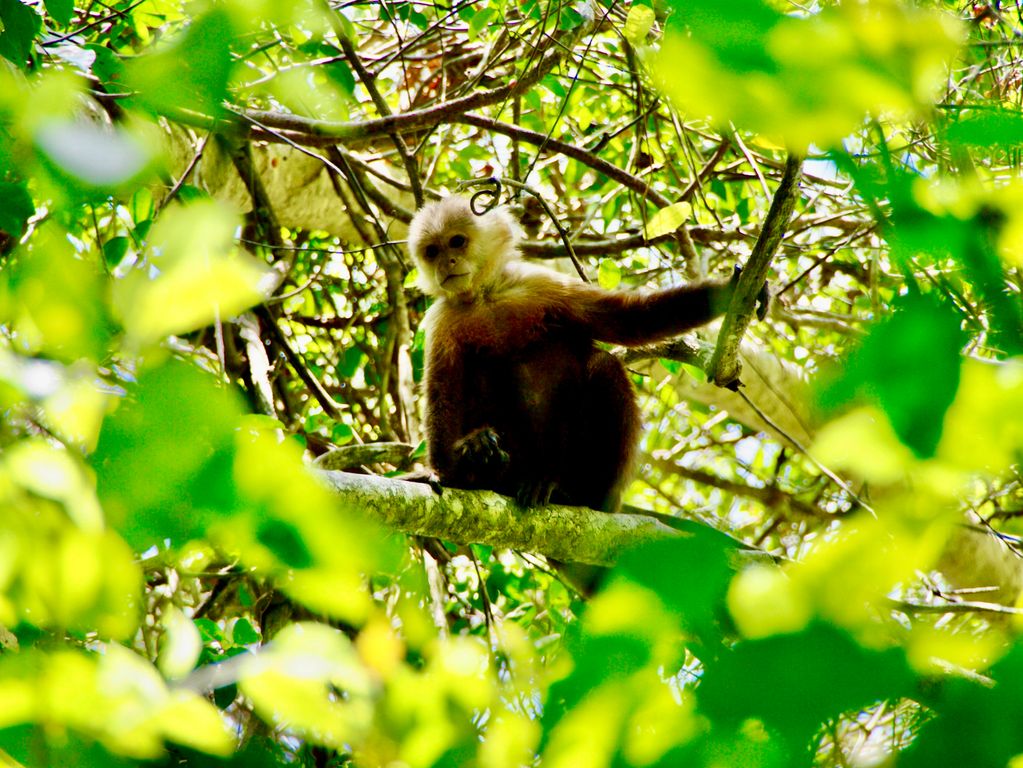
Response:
[623,4,655,46]
[643,202,691,240]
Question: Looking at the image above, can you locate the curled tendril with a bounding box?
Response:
[467,177,502,215]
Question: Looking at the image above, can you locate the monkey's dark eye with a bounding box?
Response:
[449,234,467,249]
[424,244,440,260]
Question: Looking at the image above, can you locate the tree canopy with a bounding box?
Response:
[2,0,1023,766]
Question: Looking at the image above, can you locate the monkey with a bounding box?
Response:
[408,195,762,513]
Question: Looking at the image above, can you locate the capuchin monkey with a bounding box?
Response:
[408,195,762,513]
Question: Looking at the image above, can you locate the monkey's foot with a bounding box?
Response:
[515,479,559,508]
[454,427,509,475]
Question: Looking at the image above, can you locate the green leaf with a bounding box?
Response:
[331,421,354,445]
[946,110,1023,148]
[102,236,130,269]
[0,226,113,361]
[44,0,73,26]
[0,180,34,242]
[256,519,313,569]
[0,0,41,68]
[337,347,366,378]
[904,645,1023,768]
[699,623,915,757]
[158,607,203,679]
[680,362,708,383]
[597,258,622,289]
[232,618,261,646]
[86,43,124,88]
[91,359,246,548]
[820,292,966,458]
[652,0,963,149]
[112,200,269,348]
[623,4,655,46]
[643,202,691,239]
[123,9,235,117]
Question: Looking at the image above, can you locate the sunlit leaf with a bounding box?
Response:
[240,622,373,749]
[113,200,270,347]
[651,0,963,148]
[939,359,1023,473]
[597,258,622,289]
[158,607,203,679]
[727,564,811,639]
[623,4,655,46]
[0,226,113,362]
[643,202,691,240]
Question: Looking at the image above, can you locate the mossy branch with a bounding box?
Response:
[316,471,681,567]
[709,153,803,389]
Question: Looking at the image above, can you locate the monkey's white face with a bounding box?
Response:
[407,196,520,300]
[420,230,475,295]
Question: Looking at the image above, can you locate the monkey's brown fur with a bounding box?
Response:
[409,196,737,512]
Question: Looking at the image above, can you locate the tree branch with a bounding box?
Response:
[709,153,803,389]
[317,471,681,566]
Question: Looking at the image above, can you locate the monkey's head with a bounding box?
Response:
[407,196,520,300]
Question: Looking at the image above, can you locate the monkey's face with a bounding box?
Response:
[408,196,519,300]
[420,230,475,295]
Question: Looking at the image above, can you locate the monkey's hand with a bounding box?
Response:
[515,478,559,508]
[453,427,509,483]
[729,265,771,321]
[401,469,444,495]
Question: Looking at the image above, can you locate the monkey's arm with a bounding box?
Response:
[424,342,509,488]
[423,344,463,480]
[568,277,736,346]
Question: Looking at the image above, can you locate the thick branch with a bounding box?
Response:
[709,153,803,389]
[317,471,679,566]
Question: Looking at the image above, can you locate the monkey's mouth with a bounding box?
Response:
[443,273,470,284]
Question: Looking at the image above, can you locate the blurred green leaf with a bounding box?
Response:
[0,0,41,68]
[946,109,1023,148]
[0,227,113,362]
[652,0,962,148]
[597,258,622,289]
[615,528,738,648]
[623,4,655,46]
[113,200,269,348]
[44,0,73,26]
[0,180,33,243]
[820,292,966,458]
[700,623,914,756]
[904,645,1023,768]
[91,358,245,548]
[159,607,203,679]
[36,119,154,191]
[123,9,235,117]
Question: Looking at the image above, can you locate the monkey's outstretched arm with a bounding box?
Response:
[568,278,737,347]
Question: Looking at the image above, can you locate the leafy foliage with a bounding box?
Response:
[1,0,1023,766]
